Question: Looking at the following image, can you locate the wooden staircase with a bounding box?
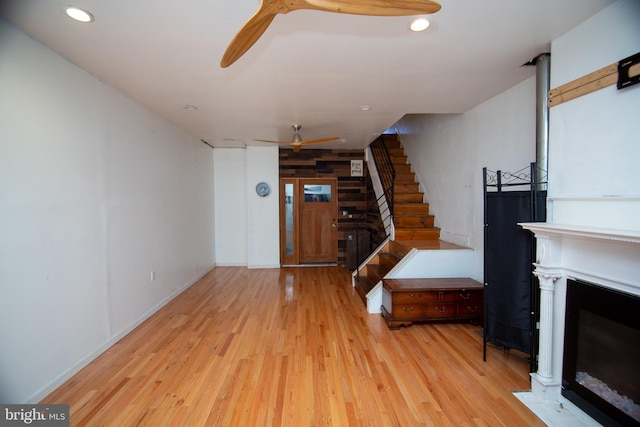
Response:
[354,134,446,304]
[353,240,411,303]
[385,135,441,242]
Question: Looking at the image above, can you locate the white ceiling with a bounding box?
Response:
[1,0,613,150]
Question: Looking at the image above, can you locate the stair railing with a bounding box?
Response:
[369,136,396,218]
[354,135,396,279]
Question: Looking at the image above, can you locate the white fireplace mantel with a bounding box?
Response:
[514,222,640,426]
[520,222,640,245]
[520,222,640,297]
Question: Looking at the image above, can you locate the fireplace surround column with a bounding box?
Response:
[526,231,564,401]
[533,271,561,382]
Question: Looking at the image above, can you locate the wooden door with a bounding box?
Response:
[280,178,338,265]
[299,179,338,263]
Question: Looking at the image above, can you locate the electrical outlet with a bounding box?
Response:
[151,271,156,281]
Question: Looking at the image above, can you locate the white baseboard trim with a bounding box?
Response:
[27,265,215,403]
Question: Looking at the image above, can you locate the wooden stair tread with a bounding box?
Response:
[395,203,429,211]
[354,276,374,304]
[394,216,435,224]
[394,215,431,219]
[355,276,376,293]
[381,135,400,146]
[394,216,435,228]
[394,174,415,183]
[378,252,401,269]
[395,193,424,203]
[394,164,412,173]
[394,227,440,233]
[389,240,412,258]
[365,264,387,283]
[395,229,440,241]
[394,185,419,194]
[394,240,469,250]
[394,214,432,219]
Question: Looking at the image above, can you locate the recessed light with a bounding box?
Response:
[359,105,371,111]
[65,6,94,23]
[410,18,430,32]
[184,105,198,111]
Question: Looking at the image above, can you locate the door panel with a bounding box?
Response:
[299,180,338,263]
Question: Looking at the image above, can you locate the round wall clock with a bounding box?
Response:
[255,182,271,197]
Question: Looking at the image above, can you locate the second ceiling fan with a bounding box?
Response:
[221,0,442,68]
[257,125,341,152]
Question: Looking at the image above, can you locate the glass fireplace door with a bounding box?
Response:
[563,278,640,426]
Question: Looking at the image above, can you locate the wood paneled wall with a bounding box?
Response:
[279,149,368,267]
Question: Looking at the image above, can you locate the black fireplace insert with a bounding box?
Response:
[563,278,640,426]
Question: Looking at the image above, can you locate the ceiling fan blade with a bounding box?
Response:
[254,137,341,152]
[298,137,341,145]
[255,139,285,144]
[290,137,339,152]
[220,2,285,68]
[290,0,441,16]
[221,0,441,67]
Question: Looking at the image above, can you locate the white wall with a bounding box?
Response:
[213,146,280,267]
[394,77,537,280]
[547,0,640,230]
[214,149,248,265]
[0,20,215,403]
[246,146,280,268]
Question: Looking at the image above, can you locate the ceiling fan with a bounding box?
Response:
[256,125,341,152]
[221,0,442,68]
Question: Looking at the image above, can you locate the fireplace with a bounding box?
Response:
[516,222,640,426]
[563,278,640,426]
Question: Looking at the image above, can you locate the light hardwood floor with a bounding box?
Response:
[43,266,544,426]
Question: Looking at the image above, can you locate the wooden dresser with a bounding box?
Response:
[381,278,484,329]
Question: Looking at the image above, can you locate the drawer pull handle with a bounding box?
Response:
[403,306,414,314]
[460,293,472,300]
[467,305,479,313]
[435,306,446,313]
